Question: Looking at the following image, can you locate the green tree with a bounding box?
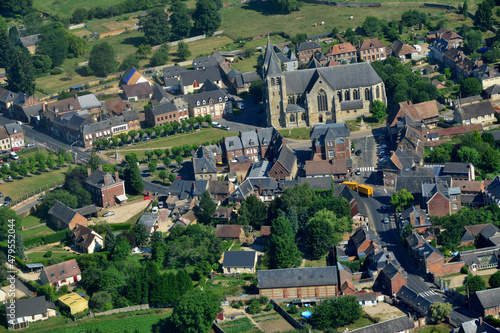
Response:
[238,196,267,229]
[249,80,263,103]
[169,290,221,333]
[427,143,453,163]
[89,42,117,76]
[124,163,144,194]
[104,230,116,252]
[148,161,157,175]
[390,189,414,211]
[362,16,382,37]
[37,25,69,67]
[193,260,212,280]
[475,1,493,31]
[460,77,482,97]
[266,216,302,269]
[370,100,387,121]
[46,153,55,170]
[71,8,88,24]
[271,0,301,14]
[119,54,140,72]
[463,0,469,20]
[150,44,170,66]
[139,8,170,45]
[175,155,183,167]
[7,48,35,95]
[429,302,452,323]
[463,29,483,54]
[489,270,500,288]
[89,291,113,311]
[132,222,149,247]
[169,0,192,40]
[159,170,168,183]
[197,191,216,225]
[8,26,19,45]
[466,274,486,295]
[86,151,101,172]
[192,0,221,36]
[66,32,86,58]
[305,210,336,259]
[112,237,131,261]
[38,190,78,217]
[177,41,191,61]
[457,146,480,165]
[312,296,362,330]
[136,44,152,59]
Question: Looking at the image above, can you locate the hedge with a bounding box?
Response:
[110,223,131,231]
[24,235,45,247]
[487,315,500,328]
[14,256,26,270]
[23,230,68,247]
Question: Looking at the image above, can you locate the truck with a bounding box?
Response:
[342,181,359,191]
[358,184,373,196]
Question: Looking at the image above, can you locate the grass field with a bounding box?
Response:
[418,326,450,333]
[20,225,54,240]
[337,316,374,331]
[278,128,310,140]
[304,255,328,268]
[21,215,44,229]
[220,317,256,333]
[232,53,260,73]
[33,0,124,16]
[26,249,71,262]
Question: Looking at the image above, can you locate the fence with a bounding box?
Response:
[423,3,457,10]
[92,304,150,317]
[213,323,226,333]
[270,299,304,330]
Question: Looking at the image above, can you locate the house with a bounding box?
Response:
[215,224,244,241]
[122,110,141,133]
[258,266,338,299]
[451,318,500,333]
[145,101,179,127]
[150,83,170,105]
[383,149,418,187]
[310,123,351,161]
[40,259,82,289]
[435,28,463,48]
[421,179,461,217]
[387,100,439,136]
[5,296,56,330]
[471,63,500,90]
[186,79,232,119]
[325,42,357,63]
[176,210,197,227]
[332,184,369,224]
[240,130,260,162]
[81,114,132,149]
[484,175,500,207]
[443,48,475,78]
[163,65,187,79]
[400,205,431,232]
[350,226,382,259]
[460,223,491,246]
[70,224,103,254]
[478,224,500,247]
[84,167,127,207]
[120,67,150,86]
[77,94,102,114]
[48,201,88,230]
[305,159,349,179]
[454,100,496,125]
[378,263,407,296]
[222,251,258,276]
[193,55,219,70]
[211,207,235,222]
[458,246,500,271]
[122,82,153,101]
[193,146,218,180]
[349,316,415,333]
[138,211,159,235]
[228,71,262,94]
[179,67,222,94]
[0,87,17,114]
[104,97,132,116]
[389,39,418,61]
[410,242,446,275]
[470,287,500,318]
[396,285,432,317]
[442,162,475,181]
[11,93,42,123]
[297,41,321,63]
[267,144,298,180]
[225,136,244,161]
[4,123,24,149]
[358,38,387,62]
[17,34,41,54]
[208,180,234,201]
[0,127,10,151]
[58,293,88,315]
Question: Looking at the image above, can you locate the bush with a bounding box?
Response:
[288,305,299,314]
[24,235,45,247]
[43,251,53,258]
[265,303,273,311]
[231,301,241,309]
[43,230,69,244]
[461,265,469,274]
[247,299,261,314]
[259,296,269,304]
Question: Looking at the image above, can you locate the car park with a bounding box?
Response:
[103,211,115,217]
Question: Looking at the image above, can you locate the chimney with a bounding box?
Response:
[103,175,108,186]
[419,214,425,226]
[114,171,119,183]
[42,102,46,112]
[409,212,415,226]
[258,180,262,195]
[193,181,196,191]
[387,252,392,263]
[87,168,91,177]
[98,165,102,171]
[489,67,495,77]
[479,317,483,325]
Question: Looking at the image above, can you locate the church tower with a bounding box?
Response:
[263,38,286,128]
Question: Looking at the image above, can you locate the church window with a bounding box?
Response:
[365,88,371,101]
[319,114,323,122]
[301,113,306,121]
[290,114,295,122]
[353,89,358,100]
[317,89,328,112]
[376,86,380,99]
[271,78,275,86]
[344,90,350,101]
[337,91,342,102]
[276,77,281,85]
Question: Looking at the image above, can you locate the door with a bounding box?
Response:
[73,276,78,282]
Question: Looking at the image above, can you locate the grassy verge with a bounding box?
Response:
[278,128,310,140]
[26,249,71,263]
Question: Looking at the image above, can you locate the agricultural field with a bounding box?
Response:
[33,0,124,17]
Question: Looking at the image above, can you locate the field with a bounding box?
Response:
[33,0,124,16]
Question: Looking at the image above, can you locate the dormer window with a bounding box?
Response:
[209,100,213,105]
[224,96,228,101]
[202,100,206,105]
[219,97,222,102]
[197,101,200,106]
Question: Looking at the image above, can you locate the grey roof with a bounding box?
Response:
[180,67,221,87]
[406,232,425,248]
[267,50,282,77]
[4,123,23,135]
[164,77,180,87]
[443,162,471,175]
[151,84,170,104]
[415,242,443,259]
[48,201,78,225]
[150,101,178,116]
[248,161,271,178]
[223,251,257,268]
[86,170,120,187]
[82,116,127,135]
[77,94,102,110]
[457,100,495,120]
[258,266,338,289]
[459,246,500,267]
[187,79,228,106]
[122,82,153,98]
[286,104,306,112]
[163,65,187,78]
[486,175,500,203]
[452,319,500,333]
[193,179,209,197]
[169,179,193,200]
[340,99,364,111]
[310,123,350,140]
[18,34,40,47]
[242,71,261,84]
[380,262,402,280]
[350,316,414,333]
[193,55,219,69]
[225,136,243,152]
[400,205,430,226]
[480,224,500,240]
[4,296,49,320]
[283,63,383,95]
[395,175,432,196]
[298,41,321,51]
[257,127,274,146]
[473,287,500,309]
[240,130,259,148]
[486,84,500,95]
[298,176,334,191]
[396,285,432,316]
[275,144,296,173]
[461,230,475,243]
[229,179,255,200]
[193,146,217,174]
[122,110,139,122]
[75,205,98,216]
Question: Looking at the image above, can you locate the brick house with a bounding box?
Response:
[81,116,129,149]
[222,251,258,276]
[470,287,500,318]
[70,224,103,254]
[400,205,432,233]
[258,266,338,299]
[378,263,407,296]
[48,201,88,230]
[85,167,126,207]
[145,102,179,127]
[358,38,387,62]
[442,162,475,181]
[122,110,141,133]
[268,144,298,181]
[11,93,42,123]
[459,223,490,246]
[297,41,321,63]
[225,136,244,162]
[421,180,461,217]
[208,180,234,201]
[150,83,170,105]
[410,242,446,275]
[325,42,357,63]
[350,226,382,259]
[186,80,232,119]
[310,123,351,161]
[4,123,24,149]
[240,130,260,162]
[77,94,102,114]
[40,259,82,289]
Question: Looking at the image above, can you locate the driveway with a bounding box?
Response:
[89,200,150,224]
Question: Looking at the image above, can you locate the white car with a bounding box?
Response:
[236,102,245,110]
[9,152,19,160]
[102,211,115,217]
[212,122,221,128]
[158,201,164,209]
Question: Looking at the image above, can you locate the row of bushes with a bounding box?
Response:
[24,230,69,247]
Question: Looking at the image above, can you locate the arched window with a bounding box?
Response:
[344,90,350,101]
[271,78,275,86]
[353,89,358,100]
[376,86,380,99]
[337,91,342,102]
[317,89,328,112]
[319,114,323,122]
[365,88,371,101]
[301,113,306,121]
[276,77,281,85]
[290,114,295,122]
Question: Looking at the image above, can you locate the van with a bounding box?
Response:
[9,152,18,160]
[212,122,221,128]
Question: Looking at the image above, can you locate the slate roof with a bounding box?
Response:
[297,41,321,51]
[283,62,382,95]
[340,99,364,111]
[258,266,338,289]
[400,205,430,227]
[396,285,432,316]
[86,170,120,187]
[122,110,139,122]
[390,39,417,56]
[480,224,500,240]
[310,122,350,141]
[486,175,500,203]
[460,230,475,244]
[443,162,471,175]
[485,84,500,95]
[4,123,23,136]
[459,246,500,267]
[248,161,271,178]
[380,262,402,280]
[18,34,40,47]
[350,316,414,333]
[457,100,495,120]
[464,224,491,237]
[163,65,187,78]
[48,201,79,226]
[75,205,98,217]
[43,259,81,284]
[150,101,178,117]
[151,83,170,104]
[193,56,219,69]
[4,296,50,320]
[186,79,228,106]
[223,251,257,268]
[473,287,500,309]
[46,96,81,113]
[77,94,102,110]
[275,144,296,173]
[257,127,275,146]
[82,115,126,135]
[122,82,153,98]
[180,67,222,87]
[415,242,443,260]
[229,179,254,201]
[193,146,217,174]
[240,130,259,148]
[225,136,243,152]
[169,179,193,200]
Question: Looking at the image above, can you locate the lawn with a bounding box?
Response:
[231,53,260,74]
[304,255,328,268]
[26,249,71,263]
[21,215,44,229]
[33,0,124,17]
[278,127,310,140]
[200,275,252,298]
[418,326,450,333]
[1,166,69,203]
[337,316,374,331]
[169,35,235,62]
[220,317,257,333]
[20,225,54,240]
[19,308,171,333]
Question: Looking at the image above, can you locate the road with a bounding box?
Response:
[217,96,267,134]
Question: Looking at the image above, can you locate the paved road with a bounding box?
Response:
[217,96,267,134]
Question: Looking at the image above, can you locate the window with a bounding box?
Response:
[203,107,206,112]
[452,203,458,210]
[319,114,323,122]
[209,100,213,105]
[301,113,306,121]
[271,78,275,85]
[317,89,328,111]
[327,140,334,146]
[197,101,200,106]
[344,90,350,101]
[202,100,206,105]
[219,105,223,110]
[328,150,334,158]
[365,88,371,100]
[451,195,457,201]
[376,86,380,99]
[219,97,222,102]
[290,114,295,122]
[337,91,342,102]
[353,89,358,100]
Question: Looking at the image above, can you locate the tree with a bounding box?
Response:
[197,191,216,225]
[38,190,78,217]
[104,230,116,252]
[312,296,362,330]
[7,48,35,95]
[119,54,140,72]
[370,100,386,121]
[112,237,131,261]
[124,163,144,194]
[71,8,88,24]
[37,25,69,67]
[148,161,157,175]
[8,26,19,45]
[169,0,192,40]
[169,290,221,333]
[489,270,500,288]
[193,260,212,280]
[429,302,452,323]
[132,222,149,247]
[150,44,170,67]
[14,230,24,258]
[238,196,267,229]
[463,0,469,20]
[475,0,493,31]
[88,42,117,76]
[66,33,86,58]
[460,77,482,97]
[175,155,183,167]
[177,41,191,61]
[89,291,113,311]
[46,154,55,170]
[136,44,152,59]
[266,216,302,269]
[192,0,221,36]
[270,0,301,14]
[249,80,263,103]
[466,274,486,295]
[139,8,170,45]
[390,189,414,211]
[457,146,480,165]
[463,29,483,54]
[159,170,168,183]
[86,151,101,172]
[362,16,382,37]
[305,210,336,259]
[401,10,426,27]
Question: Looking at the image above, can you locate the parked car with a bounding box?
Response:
[236,102,245,110]
[142,136,150,141]
[383,217,390,224]
[172,168,180,173]
[4,196,12,204]
[102,211,115,217]
[355,149,362,156]
[0,192,3,197]
[381,204,388,210]
[9,152,19,160]
[177,175,182,179]
[26,143,36,148]
[211,122,221,128]
[221,125,231,131]
[152,207,159,214]
[158,201,164,209]
[355,169,361,175]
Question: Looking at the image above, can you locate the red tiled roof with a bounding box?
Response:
[43,259,81,284]
[215,224,242,238]
[430,124,483,137]
[325,43,356,56]
[358,38,385,51]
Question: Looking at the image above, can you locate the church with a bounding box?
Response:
[262,39,387,128]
